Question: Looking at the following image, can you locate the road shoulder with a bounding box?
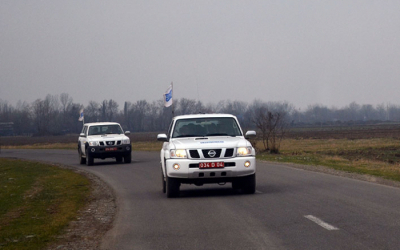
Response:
[42,163,117,250]
[263,160,400,189]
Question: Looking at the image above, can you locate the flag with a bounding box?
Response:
[163,83,173,107]
[78,109,84,121]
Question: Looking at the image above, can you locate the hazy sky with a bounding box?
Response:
[1,1,399,110]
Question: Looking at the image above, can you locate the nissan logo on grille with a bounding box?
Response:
[107,141,113,145]
[208,150,216,158]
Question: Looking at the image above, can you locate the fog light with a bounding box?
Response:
[126,146,130,151]
[244,161,251,168]
[91,148,95,153]
[173,163,180,170]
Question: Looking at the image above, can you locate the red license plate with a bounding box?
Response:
[199,162,224,169]
[105,147,117,151]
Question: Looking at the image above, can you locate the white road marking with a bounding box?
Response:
[304,215,339,231]
[256,190,263,194]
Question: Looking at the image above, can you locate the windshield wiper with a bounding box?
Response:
[174,134,200,138]
[205,133,228,136]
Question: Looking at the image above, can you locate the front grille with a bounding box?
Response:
[99,141,118,146]
[189,150,200,158]
[225,148,234,157]
[188,148,235,159]
[202,149,222,158]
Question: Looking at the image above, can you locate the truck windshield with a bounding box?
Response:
[172,117,242,138]
[88,125,123,135]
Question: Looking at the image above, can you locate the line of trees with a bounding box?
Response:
[1,93,400,136]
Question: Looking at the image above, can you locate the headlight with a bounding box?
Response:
[122,139,130,144]
[170,149,187,158]
[237,147,252,156]
[88,141,99,146]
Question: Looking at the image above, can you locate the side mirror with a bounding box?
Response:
[125,131,131,136]
[157,134,168,142]
[245,130,256,139]
[79,133,86,137]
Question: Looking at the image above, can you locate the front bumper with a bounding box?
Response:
[165,157,256,180]
[87,144,131,158]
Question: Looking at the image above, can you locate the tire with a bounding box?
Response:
[241,174,256,194]
[86,150,94,166]
[166,176,180,198]
[162,170,166,193]
[79,149,86,165]
[232,180,241,190]
[124,154,131,163]
[116,157,123,163]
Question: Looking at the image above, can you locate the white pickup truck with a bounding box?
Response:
[78,122,131,166]
[157,114,256,198]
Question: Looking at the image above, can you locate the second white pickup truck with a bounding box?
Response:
[78,122,131,166]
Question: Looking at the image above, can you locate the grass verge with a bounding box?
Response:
[256,138,400,182]
[0,158,90,250]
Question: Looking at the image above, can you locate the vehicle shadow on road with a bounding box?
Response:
[82,159,142,166]
[177,186,257,198]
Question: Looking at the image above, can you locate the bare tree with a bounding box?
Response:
[177,98,197,115]
[31,98,50,135]
[100,99,119,121]
[266,111,287,153]
[14,101,32,135]
[85,101,101,122]
[252,106,269,151]
[60,93,73,114]
[132,100,149,132]
[251,102,288,153]
[106,99,119,121]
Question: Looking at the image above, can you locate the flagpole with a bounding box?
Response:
[79,109,85,125]
[171,82,174,117]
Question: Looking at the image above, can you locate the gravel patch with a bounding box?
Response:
[44,164,116,250]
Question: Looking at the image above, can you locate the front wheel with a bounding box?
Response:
[86,150,94,166]
[232,180,241,190]
[166,176,180,198]
[241,174,256,194]
[161,170,166,193]
[79,149,86,165]
[124,154,131,163]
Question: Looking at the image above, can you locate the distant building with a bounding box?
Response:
[0,122,14,136]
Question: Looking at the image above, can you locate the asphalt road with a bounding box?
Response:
[2,149,400,250]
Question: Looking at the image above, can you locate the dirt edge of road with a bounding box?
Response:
[43,163,117,250]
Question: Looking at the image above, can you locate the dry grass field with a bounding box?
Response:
[285,123,400,140]
[256,124,400,182]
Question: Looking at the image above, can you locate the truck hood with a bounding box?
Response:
[170,136,251,149]
[87,134,129,142]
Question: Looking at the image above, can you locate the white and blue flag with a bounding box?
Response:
[163,83,173,107]
[78,109,84,121]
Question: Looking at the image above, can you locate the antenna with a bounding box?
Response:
[196,80,200,102]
